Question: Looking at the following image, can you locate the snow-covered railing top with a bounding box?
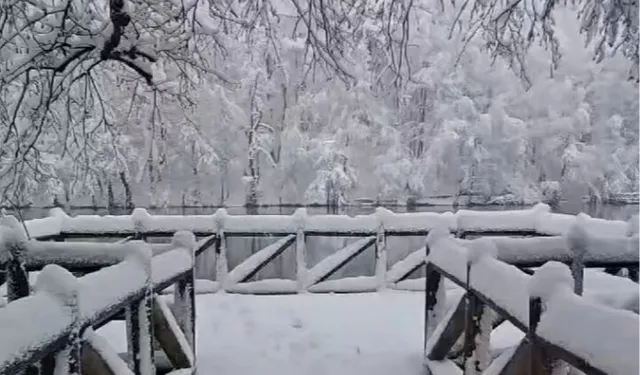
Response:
[0,234,198,375]
[456,216,639,267]
[424,226,639,375]
[0,214,214,273]
[21,204,631,239]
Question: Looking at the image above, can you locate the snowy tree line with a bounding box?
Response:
[0,0,637,209]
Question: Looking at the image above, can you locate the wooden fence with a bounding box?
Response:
[423,227,639,375]
[11,205,639,295]
[0,224,200,375]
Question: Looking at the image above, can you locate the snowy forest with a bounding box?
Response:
[0,0,638,209]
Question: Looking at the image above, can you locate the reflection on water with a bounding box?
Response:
[8,203,639,281]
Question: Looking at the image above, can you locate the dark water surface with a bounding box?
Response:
[10,203,639,280]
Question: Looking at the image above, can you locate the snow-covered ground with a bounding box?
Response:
[100,291,426,375]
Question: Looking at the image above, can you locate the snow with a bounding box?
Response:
[19,208,635,240]
[582,269,639,311]
[466,238,498,265]
[305,237,376,287]
[0,293,73,372]
[160,280,221,295]
[156,296,194,365]
[537,290,640,375]
[425,292,465,355]
[483,344,518,375]
[427,234,468,283]
[25,241,133,268]
[386,248,426,283]
[566,213,589,256]
[490,322,524,358]
[226,279,298,294]
[171,231,197,254]
[99,291,428,375]
[84,329,134,375]
[470,236,572,264]
[469,256,531,328]
[225,235,296,286]
[78,255,150,323]
[152,248,194,287]
[34,265,79,306]
[528,261,574,301]
[308,276,379,293]
[424,359,463,375]
[456,203,550,233]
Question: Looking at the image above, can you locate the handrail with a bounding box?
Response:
[23,204,631,240]
[423,224,640,375]
[0,232,198,375]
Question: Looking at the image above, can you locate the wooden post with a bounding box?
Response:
[528,296,553,375]
[567,215,588,295]
[424,244,442,357]
[462,263,491,375]
[132,208,150,241]
[569,248,585,296]
[35,265,82,375]
[293,208,307,292]
[126,244,155,375]
[172,232,197,357]
[374,222,387,290]
[2,226,30,302]
[214,209,228,286]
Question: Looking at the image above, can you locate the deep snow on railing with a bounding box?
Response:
[22,203,631,239]
[0,231,198,375]
[423,228,639,375]
[2,204,637,295]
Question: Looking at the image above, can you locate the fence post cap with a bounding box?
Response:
[125,241,153,278]
[426,223,450,246]
[131,207,151,233]
[214,208,228,228]
[467,238,498,265]
[293,208,307,229]
[35,264,79,307]
[48,207,69,218]
[172,230,197,255]
[528,261,574,302]
[0,225,28,253]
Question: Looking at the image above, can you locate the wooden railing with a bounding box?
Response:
[423,224,639,375]
[0,222,199,375]
[9,205,640,295]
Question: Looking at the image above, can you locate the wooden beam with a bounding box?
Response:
[152,296,193,370]
[427,292,466,360]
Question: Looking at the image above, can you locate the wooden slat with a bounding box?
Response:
[306,237,376,287]
[152,297,193,369]
[427,292,466,360]
[225,235,296,285]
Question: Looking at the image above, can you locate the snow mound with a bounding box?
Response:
[528,262,574,301]
[467,238,498,265]
[35,265,79,306]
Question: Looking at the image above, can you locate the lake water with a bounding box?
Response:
[10,203,639,281]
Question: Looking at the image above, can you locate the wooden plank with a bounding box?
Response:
[489,339,531,375]
[225,235,296,285]
[387,248,425,283]
[82,344,117,375]
[427,292,466,360]
[306,237,376,287]
[153,296,193,369]
[195,235,217,257]
[424,255,442,356]
[430,263,528,332]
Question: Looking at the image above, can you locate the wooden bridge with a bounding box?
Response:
[0,204,637,375]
